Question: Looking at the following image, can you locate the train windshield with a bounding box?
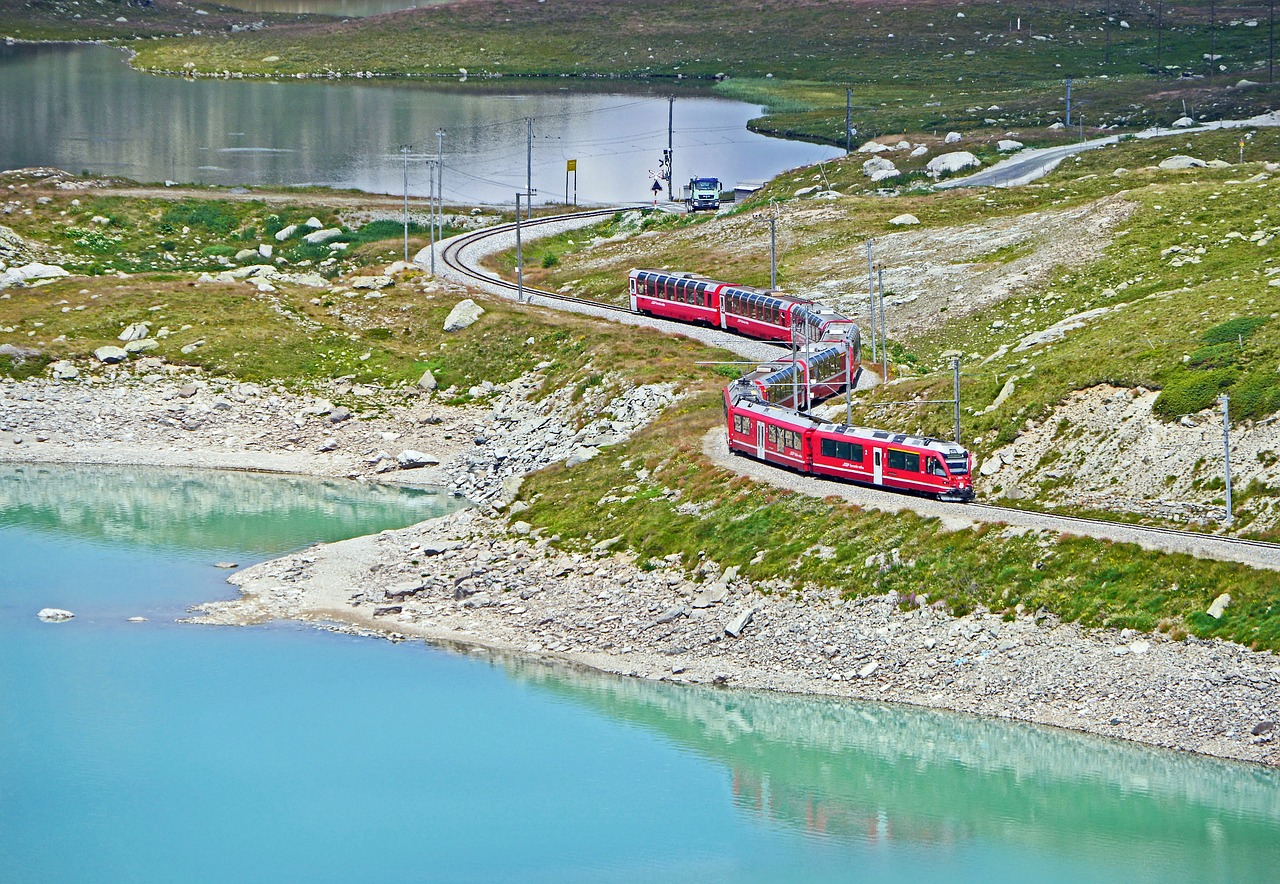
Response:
[944,453,969,475]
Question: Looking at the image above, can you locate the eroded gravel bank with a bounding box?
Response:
[4,370,1279,767]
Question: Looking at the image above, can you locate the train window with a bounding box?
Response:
[733,414,751,434]
[783,430,801,451]
[820,439,864,462]
[767,425,780,446]
[927,457,946,476]
[887,449,920,472]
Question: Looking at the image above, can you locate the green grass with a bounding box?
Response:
[517,392,1280,652]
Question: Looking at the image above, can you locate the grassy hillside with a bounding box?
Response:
[107,0,1280,144]
[4,164,1280,650]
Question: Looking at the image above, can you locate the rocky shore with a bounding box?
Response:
[4,368,1278,767]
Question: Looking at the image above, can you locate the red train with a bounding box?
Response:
[628,268,857,345]
[626,267,975,502]
[724,380,975,502]
[738,342,860,412]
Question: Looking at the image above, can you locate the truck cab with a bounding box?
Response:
[684,177,721,211]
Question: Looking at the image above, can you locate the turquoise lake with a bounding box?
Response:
[3,464,1280,881]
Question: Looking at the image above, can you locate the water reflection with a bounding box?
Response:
[0,43,839,205]
[504,656,1280,877]
[0,463,461,555]
[221,0,444,15]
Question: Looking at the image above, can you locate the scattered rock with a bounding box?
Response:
[1206,593,1231,619]
[1159,155,1207,170]
[443,299,485,332]
[93,346,129,364]
[926,151,981,178]
[38,608,74,622]
[888,213,920,226]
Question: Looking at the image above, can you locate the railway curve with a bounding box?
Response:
[418,209,1280,572]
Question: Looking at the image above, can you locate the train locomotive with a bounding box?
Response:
[626,267,974,501]
[724,378,975,501]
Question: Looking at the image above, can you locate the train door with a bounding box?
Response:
[873,448,883,485]
[629,275,638,312]
[756,420,766,459]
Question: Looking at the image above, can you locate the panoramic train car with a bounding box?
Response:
[629,269,728,326]
[717,284,813,342]
[724,383,974,502]
[739,342,861,412]
[629,269,837,345]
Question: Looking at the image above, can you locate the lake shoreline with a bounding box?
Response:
[4,370,1278,768]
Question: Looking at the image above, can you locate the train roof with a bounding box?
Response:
[728,387,968,457]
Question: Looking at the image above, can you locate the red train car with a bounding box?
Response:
[724,384,974,502]
[739,342,860,412]
[629,269,855,346]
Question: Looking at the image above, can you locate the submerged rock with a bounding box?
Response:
[38,608,74,622]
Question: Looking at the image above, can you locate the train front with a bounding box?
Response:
[937,443,975,502]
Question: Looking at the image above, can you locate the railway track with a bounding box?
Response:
[434,208,1280,571]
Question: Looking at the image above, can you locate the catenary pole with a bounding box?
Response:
[878,267,887,381]
[427,160,436,275]
[866,241,876,365]
[515,192,524,303]
[1222,394,1233,523]
[400,144,410,263]
[435,129,445,241]
[953,357,962,444]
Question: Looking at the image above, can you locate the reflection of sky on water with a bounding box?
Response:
[0,43,840,206]
[510,655,1280,880]
[221,0,445,16]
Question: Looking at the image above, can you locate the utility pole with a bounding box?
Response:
[1271,0,1276,84]
[525,118,533,220]
[667,96,675,202]
[953,357,962,444]
[866,240,877,365]
[1065,76,1072,127]
[845,333,854,427]
[400,144,411,264]
[515,191,535,303]
[844,87,855,152]
[878,267,887,381]
[435,128,445,241]
[1222,394,1233,524]
[426,159,436,275]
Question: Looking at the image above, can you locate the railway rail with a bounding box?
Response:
[429,208,1280,572]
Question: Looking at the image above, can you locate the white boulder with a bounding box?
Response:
[93,346,129,364]
[38,608,74,622]
[862,157,897,177]
[888,213,920,226]
[443,298,485,332]
[869,169,900,183]
[997,139,1025,152]
[926,151,981,178]
[302,228,343,245]
[1159,155,1207,170]
[274,224,298,241]
[1172,116,1197,128]
[944,131,963,144]
[857,140,891,154]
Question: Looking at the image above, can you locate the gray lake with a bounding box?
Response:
[0,43,839,206]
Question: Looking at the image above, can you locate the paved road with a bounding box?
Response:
[941,109,1280,189]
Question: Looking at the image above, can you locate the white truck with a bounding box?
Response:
[682,177,721,211]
